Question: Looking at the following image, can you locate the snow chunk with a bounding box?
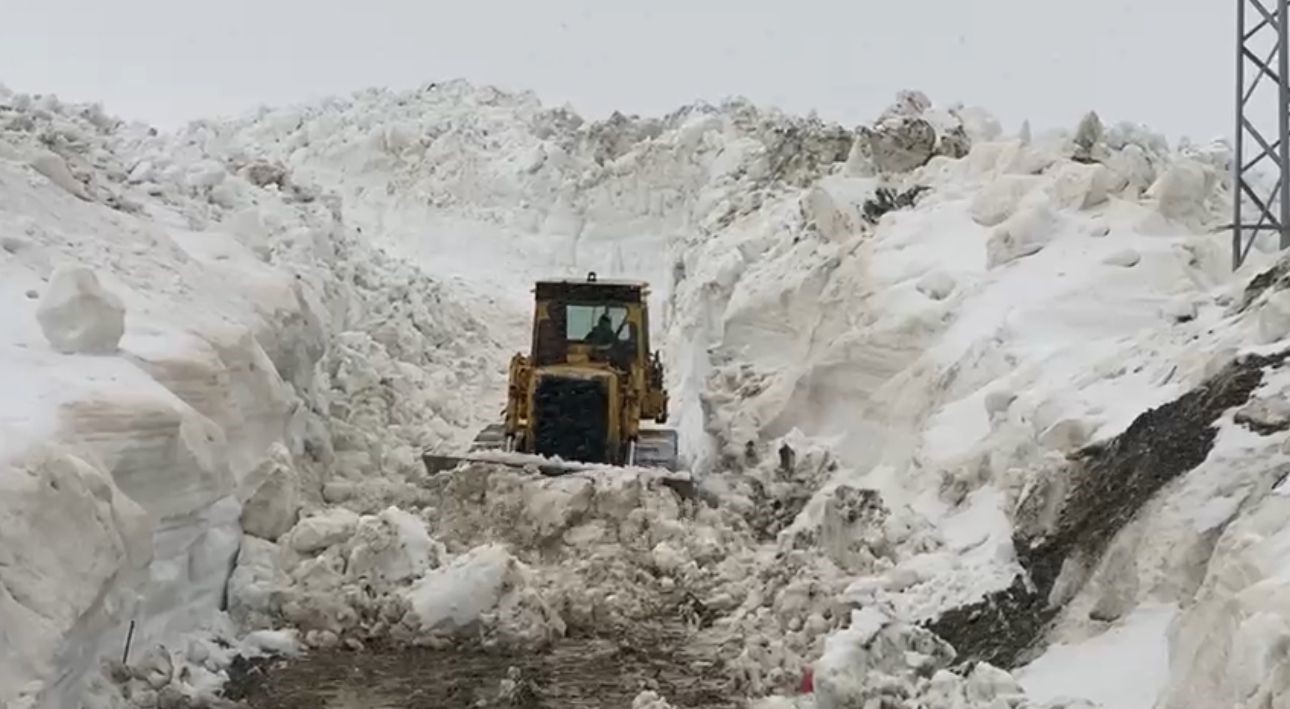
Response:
[632,690,677,709]
[1234,396,1290,434]
[803,183,862,242]
[285,508,360,554]
[854,91,971,173]
[346,507,440,586]
[29,150,89,200]
[241,160,289,189]
[403,544,524,634]
[1071,111,1108,164]
[239,443,300,541]
[984,390,1017,422]
[970,175,1042,227]
[915,271,957,301]
[820,486,889,573]
[227,537,286,630]
[1038,418,1092,452]
[1147,159,1215,224]
[861,118,937,174]
[1102,248,1142,268]
[985,193,1060,268]
[954,106,1003,143]
[651,541,690,575]
[814,608,956,709]
[36,265,126,354]
[1257,290,1290,344]
[1047,162,1113,210]
[240,629,301,658]
[1086,220,1111,238]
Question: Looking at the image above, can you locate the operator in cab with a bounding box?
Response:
[586,313,617,345]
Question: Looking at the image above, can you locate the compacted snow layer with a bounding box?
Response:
[3,78,1288,709]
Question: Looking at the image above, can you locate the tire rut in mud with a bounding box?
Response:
[925,348,1290,669]
[223,626,739,709]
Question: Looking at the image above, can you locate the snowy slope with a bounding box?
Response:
[5,76,1290,709]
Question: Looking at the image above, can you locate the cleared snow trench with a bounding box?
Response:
[3,79,1282,709]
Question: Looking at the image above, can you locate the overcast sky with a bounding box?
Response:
[1,1,1232,143]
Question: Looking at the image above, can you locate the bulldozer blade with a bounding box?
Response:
[422,423,512,474]
[421,450,601,477]
[420,447,698,500]
[421,424,690,496]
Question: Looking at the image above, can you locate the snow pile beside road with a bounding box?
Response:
[227,504,565,652]
[816,608,1026,709]
[1008,298,1290,709]
[0,84,502,708]
[0,88,320,709]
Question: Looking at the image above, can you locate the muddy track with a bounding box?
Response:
[926,348,1290,669]
[223,626,741,709]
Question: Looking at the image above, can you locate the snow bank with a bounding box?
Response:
[0,85,499,708]
[1024,352,1290,709]
[0,447,150,705]
[0,99,310,706]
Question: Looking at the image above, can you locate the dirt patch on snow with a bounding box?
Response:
[926,349,1290,668]
[224,626,738,709]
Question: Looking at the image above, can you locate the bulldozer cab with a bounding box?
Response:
[531,272,649,373]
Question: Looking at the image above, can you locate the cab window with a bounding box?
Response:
[566,304,630,344]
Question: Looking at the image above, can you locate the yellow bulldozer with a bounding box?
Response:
[423,272,679,475]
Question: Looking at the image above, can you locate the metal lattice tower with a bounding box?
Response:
[1234,0,1290,270]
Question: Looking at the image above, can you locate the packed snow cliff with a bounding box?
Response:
[2,77,1287,709]
[0,84,504,709]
